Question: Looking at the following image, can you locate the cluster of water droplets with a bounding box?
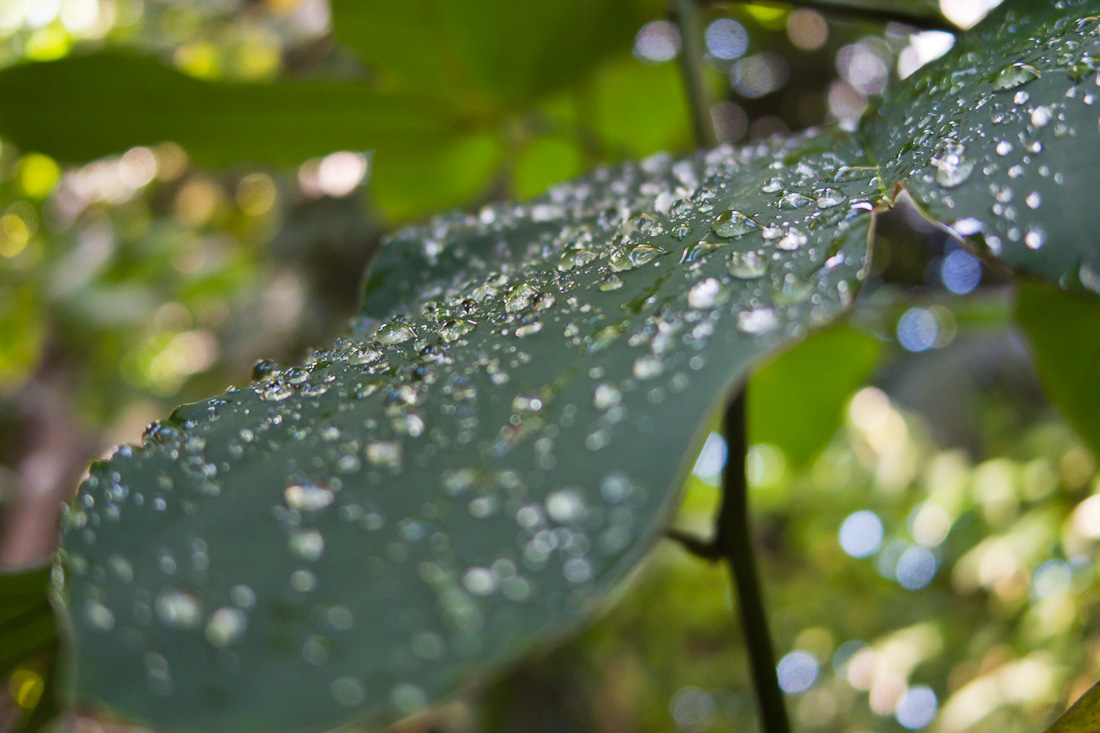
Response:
[872,1,1100,292]
[59,125,879,731]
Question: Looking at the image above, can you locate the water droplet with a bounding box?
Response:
[712,210,759,238]
[366,441,403,469]
[777,228,808,251]
[687,277,726,309]
[557,249,597,272]
[205,607,247,647]
[609,243,667,272]
[680,239,727,263]
[815,188,846,209]
[85,600,115,631]
[504,284,539,313]
[284,483,335,512]
[993,61,1040,90]
[727,250,768,279]
[155,589,203,628]
[546,489,586,523]
[249,359,281,382]
[1025,225,1045,250]
[289,530,325,561]
[259,379,294,402]
[633,354,664,380]
[599,274,624,291]
[376,319,416,345]
[737,308,779,334]
[779,192,814,209]
[931,142,974,188]
[331,677,365,707]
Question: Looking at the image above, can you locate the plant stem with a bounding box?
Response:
[708,0,957,33]
[672,0,718,149]
[717,390,790,733]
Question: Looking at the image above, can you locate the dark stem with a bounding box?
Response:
[672,0,718,149]
[707,0,957,33]
[717,390,790,733]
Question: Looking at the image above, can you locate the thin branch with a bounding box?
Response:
[672,0,718,148]
[666,528,723,561]
[705,0,957,33]
[718,390,791,733]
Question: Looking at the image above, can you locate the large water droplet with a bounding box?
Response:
[993,61,1040,90]
[712,210,759,238]
[727,250,768,279]
[609,243,667,272]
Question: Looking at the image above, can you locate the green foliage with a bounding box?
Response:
[749,325,883,468]
[4,0,1100,731]
[1015,283,1100,456]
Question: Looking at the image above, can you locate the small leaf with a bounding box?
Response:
[1014,282,1100,455]
[0,52,456,167]
[1046,677,1100,732]
[749,325,883,468]
[59,128,881,732]
[869,0,1100,295]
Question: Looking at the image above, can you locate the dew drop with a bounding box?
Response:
[993,61,1040,90]
[205,607,247,647]
[727,250,768,279]
[712,210,759,238]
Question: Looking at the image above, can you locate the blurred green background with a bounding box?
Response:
[3,0,1099,731]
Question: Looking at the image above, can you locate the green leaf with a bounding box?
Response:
[329,0,661,113]
[0,52,456,167]
[869,0,1100,295]
[1046,677,1100,732]
[0,565,57,706]
[1014,282,1100,455]
[59,127,880,732]
[749,325,882,468]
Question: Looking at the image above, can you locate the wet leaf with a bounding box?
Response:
[58,128,879,732]
[870,0,1100,295]
[749,325,883,469]
[1014,282,1100,455]
[0,52,455,167]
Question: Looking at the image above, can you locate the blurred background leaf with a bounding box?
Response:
[1015,283,1100,457]
[749,324,883,469]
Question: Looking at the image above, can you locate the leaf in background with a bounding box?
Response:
[869,1,1100,295]
[1046,676,1100,732]
[749,325,882,469]
[587,58,700,160]
[370,132,505,222]
[1014,282,1100,456]
[58,127,881,732]
[512,136,586,200]
[329,0,662,114]
[0,565,58,730]
[808,0,947,23]
[0,52,456,168]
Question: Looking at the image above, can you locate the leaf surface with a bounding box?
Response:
[59,128,880,732]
